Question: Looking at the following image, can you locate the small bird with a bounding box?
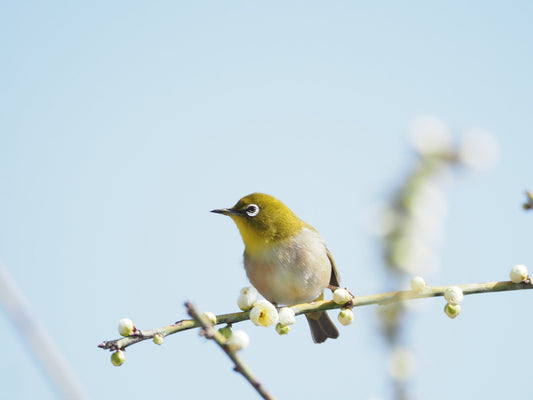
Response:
[212,193,340,343]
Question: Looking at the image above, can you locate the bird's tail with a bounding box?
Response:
[305,311,339,344]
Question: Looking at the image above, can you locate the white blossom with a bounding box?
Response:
[249,300,278,327]
[237,286,259,311]
[278,307,296,326]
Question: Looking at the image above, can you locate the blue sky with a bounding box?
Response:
[1,2,532,399]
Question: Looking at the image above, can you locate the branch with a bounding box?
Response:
[186,302,276,400]
[0,261,91,400]
[98,279,533,352]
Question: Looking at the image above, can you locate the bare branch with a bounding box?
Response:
[186,302,277,400]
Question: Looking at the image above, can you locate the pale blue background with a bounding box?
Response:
[1,2,532,399]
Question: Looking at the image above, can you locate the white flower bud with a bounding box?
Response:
[444,303,461,319]
[250,300,278,327]
[111,350,125,366]
[278,307,296,326]
[410,276,427,293]
[226,330,249,352]
[201,311,217,325]
[333,288,352,305]
[444,286,464,305]
[237,286,259,311]
[153,333,164,345]
[510,264,529,283]
[118,318,136,337]
[275,323,290,335]
[338,309,354,326]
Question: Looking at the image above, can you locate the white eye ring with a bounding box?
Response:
[245,204,260,217]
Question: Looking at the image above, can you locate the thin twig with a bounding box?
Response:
[186,302,276,400]
[98,279,533,351]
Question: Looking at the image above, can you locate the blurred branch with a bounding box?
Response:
[98,279,533,352]
[186,302,276,400]
[377,119,500,400]
[0,261,91,400]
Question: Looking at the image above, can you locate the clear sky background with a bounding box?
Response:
[1,2,532,399]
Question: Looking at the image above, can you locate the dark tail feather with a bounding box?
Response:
[305,311,339,344]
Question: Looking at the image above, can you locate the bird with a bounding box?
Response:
[211,193,340,343]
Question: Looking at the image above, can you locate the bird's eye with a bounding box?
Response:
[245,204,260,217]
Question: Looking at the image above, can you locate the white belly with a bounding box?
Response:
[244,228,331,305]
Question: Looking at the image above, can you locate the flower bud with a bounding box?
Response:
[218,325,232,339]
[118,318,136,337]
[250,300,278,327]
[510,264,529,283]
[275,323,290,335]
[226,330,249,352]
[444,303,461,319]
[202,311,217,326]
[153,333,164,345]
[444,286,464,305]
[237,286,259,311]
[111,350,125,366]
[333,288,352,305]
[278,307,296,326]
[410,276,427,293]
[338,309,354,326]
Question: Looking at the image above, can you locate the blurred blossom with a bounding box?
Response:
[392,236,439,274]
[368,204,402,237]
[411,182,449,220]
[387,347,416,381]
[408,115,453,155]
[377,207,400,237]
[459,129,500,171]
[378,117,496,400]
[226,330,250,352]
[430,162,455,186]
[410,211,445,247]
[378,303,404,338]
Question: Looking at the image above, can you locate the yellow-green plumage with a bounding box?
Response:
[212,193,340,343]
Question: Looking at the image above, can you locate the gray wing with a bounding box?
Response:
[327,249,341,287]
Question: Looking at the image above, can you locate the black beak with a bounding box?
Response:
[210,208,234,215]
